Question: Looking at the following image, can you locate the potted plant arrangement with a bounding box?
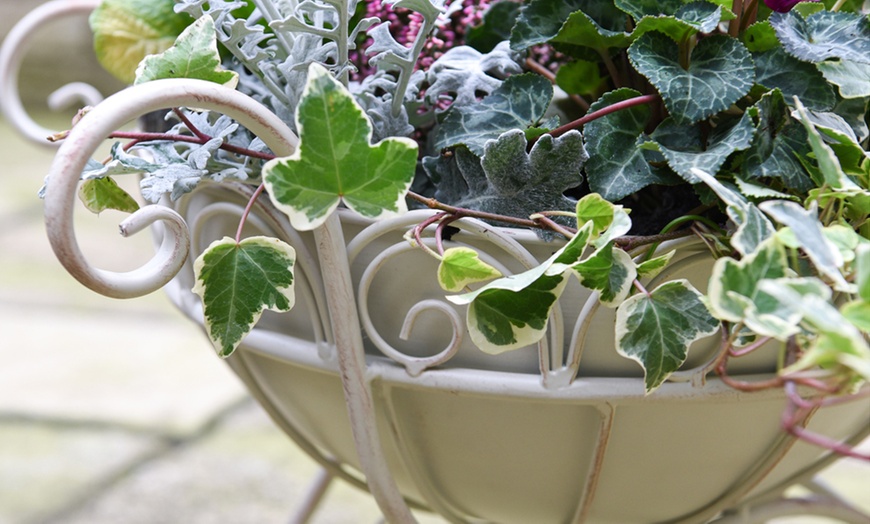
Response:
[5,0,869,521]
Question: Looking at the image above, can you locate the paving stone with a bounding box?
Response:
[0,422,161,524]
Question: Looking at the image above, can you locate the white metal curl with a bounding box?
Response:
[0,0,103,145]
[43,78,298,298]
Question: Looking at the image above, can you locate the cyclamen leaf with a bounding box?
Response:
[433,73,553,155]
[615,0,684,20]
[585,89,680,201]
[448,223,594,353]
[816,60,870,99]
[770,10,870,65]
[743,21,779,52]
[438,247,503,293]
[759,200,853,292]
[551,10,632,54]
[192,236,296,357]
[510,0,627,51]
[742,89,813,191]
[631,2,728,43]
[753,47,836,111]
[89,0,191,83]
[690,168,775,256]
[616,279,719,393]
[263,64,418,231]
[466,1,522,53]
[555,60,605,97]
[78,177,140,214]
[135,16,239,87]
[629,33,754,124]
[651,113,755,183]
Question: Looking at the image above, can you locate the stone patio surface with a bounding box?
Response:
[0,4,867,523]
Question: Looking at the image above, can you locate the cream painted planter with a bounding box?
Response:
[157,182,869,524]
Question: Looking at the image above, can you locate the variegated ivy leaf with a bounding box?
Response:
[78,177,140,214]
[616,279,719,393]
[135,16,239,88]
[753,47,835,111]
[841,301,870,333]
[89,0,191,83]
[770,10,870,65]
[636,250,677,279]
[759,200,853,292]
[690,168,775,256]
[858,244,870,302]
[628,32,754,125]
[792,97,860,191]
[816,60,870,99]
[742,89,813,191]
[575,193,621,236]
[570,244,637,307]
[510,0,627,51]
[193,236,296,357]
[650,113,755,183]
[433,73,553,155]
[761,281,870,382]
[585,88,680,202]
[437,247,503,293]
[707,238,800,340]
[448,223,594,353]
[263,64,417,231]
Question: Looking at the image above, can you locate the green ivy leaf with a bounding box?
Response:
[449,224,594,353]
[135,16,238,87]
[690,168,775,255]
[433,74,554,155]
[816,60,870,99]
[841,301,870,332]
[857,244,870,302]
[754,48,836,111]
[759,200,853,292]
[438,247,503,292]
[616,279,720,393]
[770,10,870,65]
[192,236,296,357]
[650,113,755,183]
[629,33,754,124]
[585,88,680,201]
[263,64,418,230]
[78,177,140,214]
[89,0,191,83]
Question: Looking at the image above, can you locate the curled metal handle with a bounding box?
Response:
[0,0,103,146]
[44,78,298,298]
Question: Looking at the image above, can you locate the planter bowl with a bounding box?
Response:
[160,183,870,524]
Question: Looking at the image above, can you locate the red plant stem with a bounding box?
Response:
[413,212,449,256]
[728,336,772,357]
[173,107,211,142]
[236,183,266,243]
[546,94,660,140]
[108,131,276,161]
[632,279,651,297]
[532,214,575,239]
[434,214,463,255]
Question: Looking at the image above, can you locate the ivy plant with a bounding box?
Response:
[45,0,870,459]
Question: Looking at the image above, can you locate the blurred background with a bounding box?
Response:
[0,1,866,523]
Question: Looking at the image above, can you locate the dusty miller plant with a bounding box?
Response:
[49,0,870,457]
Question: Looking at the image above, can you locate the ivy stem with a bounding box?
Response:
[530,214,575,239]
[434,214,463,255]
[546,94,660,141]
[728,335,772,357]
[412,212,450,259]
[524,57,590,112]
[632,279,651,297]
[642,214,725,261]
[236,183,267,244]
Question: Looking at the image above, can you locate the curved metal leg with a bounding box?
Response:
[289,467,335,524]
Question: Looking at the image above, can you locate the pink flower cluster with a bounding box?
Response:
[350,0,494,79]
